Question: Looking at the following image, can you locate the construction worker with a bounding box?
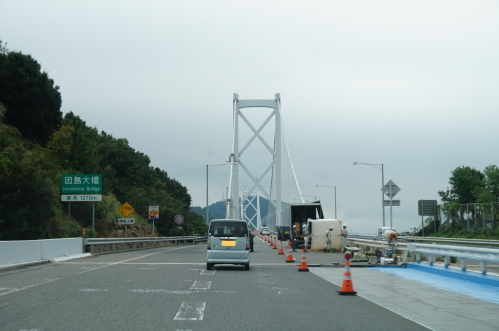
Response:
[375,248,382,264]
[324,226,333,253]
[292,225,298,252]
[340,224,348,253]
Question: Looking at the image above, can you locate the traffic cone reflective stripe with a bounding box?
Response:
[286,243,295,263]
[278,240,284,254]
[298,246,309,272]
[337,260,357,295]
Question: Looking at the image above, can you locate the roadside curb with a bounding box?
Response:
[0,260,50,272]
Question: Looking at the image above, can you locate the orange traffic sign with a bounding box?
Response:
[119,202,135,217]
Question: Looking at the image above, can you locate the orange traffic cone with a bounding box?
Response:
[273,237,277,249]
[298,245,309,272]
[285,242,295,263]
[278,240,284,255]
[337,255,357,295]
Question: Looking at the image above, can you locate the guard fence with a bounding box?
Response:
[346,236,499,274]
[84,235,208,255]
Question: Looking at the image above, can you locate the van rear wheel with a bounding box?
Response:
[207,263,213,270]
[244,263,249,271]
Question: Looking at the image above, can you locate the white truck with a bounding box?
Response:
[303,219,342,251]
[260,226,270,235]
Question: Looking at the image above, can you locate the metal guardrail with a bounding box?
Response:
[84,236,207,255]
[406,243,499,274]
[348,233,377,240]
[347,237,407,250]
[405,236,499,246]
[347,237,499,274]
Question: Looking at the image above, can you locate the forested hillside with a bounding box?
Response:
[0,41,207,240]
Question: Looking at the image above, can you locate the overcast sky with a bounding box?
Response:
[2,0,499,233]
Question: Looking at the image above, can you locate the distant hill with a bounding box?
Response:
[191,196,269,228]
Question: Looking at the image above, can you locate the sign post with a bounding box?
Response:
[174,214,184,230]
[382,180,401,230]
[61,174,103,230]
[119,202,135,238]
[149,206,159,237]
[418,200,437,236]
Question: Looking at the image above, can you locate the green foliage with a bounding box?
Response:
[0,124,61,239]
[0,40,8,54]
[0,45,199,240]
[0,51,62,145]
[438,166,484,204]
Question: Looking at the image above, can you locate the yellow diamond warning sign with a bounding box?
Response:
[119,202,135,217]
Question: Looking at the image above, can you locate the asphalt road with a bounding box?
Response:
[0,240,431,331]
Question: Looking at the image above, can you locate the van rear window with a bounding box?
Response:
[209,222,248,237]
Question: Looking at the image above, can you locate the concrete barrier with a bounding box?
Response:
[0,238,83,267]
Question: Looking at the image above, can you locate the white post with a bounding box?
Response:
[389,185,393,230]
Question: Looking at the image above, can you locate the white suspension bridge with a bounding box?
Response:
[221,93,306,230]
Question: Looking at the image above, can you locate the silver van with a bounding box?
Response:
[206,219,250,270]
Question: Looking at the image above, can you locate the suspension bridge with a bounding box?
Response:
[224,93,306,230]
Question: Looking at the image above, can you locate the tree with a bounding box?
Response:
[0,51,62,145]
[483,165,499,202]
[439,166,485,204]
[0,40,8,54]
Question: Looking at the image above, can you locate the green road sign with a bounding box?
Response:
[61,174,102,194]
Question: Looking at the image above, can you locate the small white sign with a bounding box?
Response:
[118,218,135,224]
[61,194,102,202]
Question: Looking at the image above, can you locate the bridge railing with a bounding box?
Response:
[406,243,499,274]
[346,237,499,274]
[84,236,207,255]
[348,233,377,240]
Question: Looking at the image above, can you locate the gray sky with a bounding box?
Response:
[2,0,499,233]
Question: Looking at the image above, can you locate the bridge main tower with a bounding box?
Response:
[228,93,283,227]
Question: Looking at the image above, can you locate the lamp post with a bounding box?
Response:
[353,162,385,227]
[206,162,233,224]
[316,185,337,219]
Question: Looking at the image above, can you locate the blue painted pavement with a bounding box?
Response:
[373,263,499,305]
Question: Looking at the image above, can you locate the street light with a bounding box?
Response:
[316,185,337,219]
[353,162,385,227]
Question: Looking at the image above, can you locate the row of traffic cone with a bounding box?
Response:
[258,233,356,295]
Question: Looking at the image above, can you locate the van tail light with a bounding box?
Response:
[246,246,250,250]
[207,245,211,250]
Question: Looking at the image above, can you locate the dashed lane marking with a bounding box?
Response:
[80,289,109,292]
[0,246,191,297]
[190,281,211,290]
[173,301,206,321]
[200,269,215,275]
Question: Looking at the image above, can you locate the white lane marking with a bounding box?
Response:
[0,278,61,297]
[190,281,211,290]
[80,289,109,292]
[175,329,193,331]
[200,269,215,275]
[131,289,192,294]
[173,301,206,321]
[0,246,191,297]
[137,268,155,269]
